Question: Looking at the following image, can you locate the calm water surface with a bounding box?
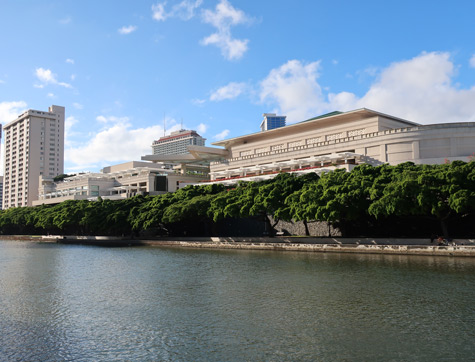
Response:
[1,240,474,361]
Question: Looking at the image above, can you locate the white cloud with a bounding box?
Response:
[196,123,207,134]
[259,52,475,124]
[66,58,75,64]
[0,101,27,124]
[470,54,475,68]
[152,0,203,21]
[118,25,137,35]
[0,79,5,84]
[65,120,167,170]
[47,93,55,98]
[213,129,230,140]
[65,116,79,147]
[192,98,206,106]
[210,81,246,101]
[59,16,71,25]
[65,116,78,133]
[260,60,325,122]
[96,115,129,124]
[73,102,83,110]
[152,2,168,21]
[35,67,72,88]
[330,51,475,123]
[201,0,250,60]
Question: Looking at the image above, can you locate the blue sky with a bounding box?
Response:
[1,0,475,173]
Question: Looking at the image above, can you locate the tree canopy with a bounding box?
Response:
[1,161,474,238]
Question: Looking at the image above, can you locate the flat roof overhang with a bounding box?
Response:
[211,108,420,148]
[142,146,228,164]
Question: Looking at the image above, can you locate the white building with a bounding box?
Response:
[152,129,206,155]
[33,161,207,206]
[3,105,64,208]
[0,176,3,210]
[141,108,475,186]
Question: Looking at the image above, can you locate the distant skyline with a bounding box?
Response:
[1,0,475,174]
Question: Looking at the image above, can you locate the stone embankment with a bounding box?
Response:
[135,237,475,257]
[3,235,473,257]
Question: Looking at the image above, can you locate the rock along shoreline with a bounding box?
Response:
[2,235,475,257]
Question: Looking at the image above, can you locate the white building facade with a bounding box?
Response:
[152,129,206,155]
[33,161,206,206]
[3,105,64,208]
[144,109,475,186]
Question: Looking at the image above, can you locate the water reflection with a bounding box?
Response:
[1,240,474,361]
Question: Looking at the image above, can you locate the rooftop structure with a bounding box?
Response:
[3,105,64,208]
[260,113,286,131]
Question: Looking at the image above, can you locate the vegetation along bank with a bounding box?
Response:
[1,161,474,240]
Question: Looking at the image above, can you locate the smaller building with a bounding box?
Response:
[260,113,286,131]
[152,129,206,155]
[33,161,206,206]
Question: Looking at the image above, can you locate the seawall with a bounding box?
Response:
[3,235,474,257]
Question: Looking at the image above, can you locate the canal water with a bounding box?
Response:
[1,240,474,361]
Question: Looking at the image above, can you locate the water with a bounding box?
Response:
[1,240,475,362]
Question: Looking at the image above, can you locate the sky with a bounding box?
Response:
[1,0,475,174]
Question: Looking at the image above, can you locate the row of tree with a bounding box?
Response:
[1,161,474,238]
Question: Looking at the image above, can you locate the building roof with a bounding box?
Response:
[211,108,419,147]
[153,129,203,144]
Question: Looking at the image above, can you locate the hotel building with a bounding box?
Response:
[3,105,64,208]
[152,129,206,155]
[0,176,3,209]
[144,108,475,185]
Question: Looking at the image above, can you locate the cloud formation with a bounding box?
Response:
[196,123,207,134]
[470,54,475,68]
[35,68,72,88]
[118,25,137,34]
[260,60,325,122]
[152,0,203,21]
[213,129,230,140]
[0,101,27,124]
[64,116,189,171]
[259,52,475,124]
[210,81,246,101]
[201,0,250,60]
[59,16,71,25]
[66,58,75,64]
[65,121,164,171]
[96,115,129,124]
[65,116,79,147]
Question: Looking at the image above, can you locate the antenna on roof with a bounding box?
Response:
[181,118,183,130]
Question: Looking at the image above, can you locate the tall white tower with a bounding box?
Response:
[3,105,65,208]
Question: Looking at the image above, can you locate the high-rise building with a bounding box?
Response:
[260,113,286,131]
[152,129,206,155]
[0,176,3,210]
[3,105,64,208]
